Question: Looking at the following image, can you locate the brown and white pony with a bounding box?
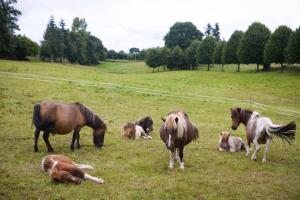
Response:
[123,122,152,140]
[41,154,104,184]
[218,131,247,152]
[33,101,107,152]
[160,111,199,169]
[230,107,296,162]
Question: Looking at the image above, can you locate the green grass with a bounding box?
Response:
[0,59,299,200]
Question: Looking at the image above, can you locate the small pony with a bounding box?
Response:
[41,154,104,184]
[218,131,248,152]
[123,122,152,140]
[160,111,199,169]
[135,116,154,135]
[230,107,296,162]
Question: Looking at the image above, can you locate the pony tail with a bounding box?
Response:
[268,122,296,144]
[32,104,42,129]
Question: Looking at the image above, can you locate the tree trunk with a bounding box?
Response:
[256,64,259,72]
[152,68,154,73]
[208,64,210,71]
[221,64,224,71]
[237,63,240,72]
[263,64,270,71]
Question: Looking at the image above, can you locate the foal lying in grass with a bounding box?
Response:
[41,154,104,184]
[218,131,248,153]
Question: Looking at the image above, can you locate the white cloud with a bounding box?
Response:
[16,0,300,52]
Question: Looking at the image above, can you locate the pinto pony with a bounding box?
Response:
[33,101,107,152]
[41,154,104,184]
[135,116,153,135]
[160,111,199,169]
[123,122,152,140]
[218,131,247,152]
[230,107,296,162]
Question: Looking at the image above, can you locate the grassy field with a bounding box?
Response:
[0,59,299,200]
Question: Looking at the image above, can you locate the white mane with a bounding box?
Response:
[164,113,187,139]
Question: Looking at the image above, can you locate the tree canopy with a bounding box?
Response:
[213,41,225,64]
[0,0,21,57]
[164,22,203,49]
[185,40,201,69]
[40,16,105,65]
[285,26,300,64]
[238,22,271,70]
[264,25,292,67]
[196,36,217,70]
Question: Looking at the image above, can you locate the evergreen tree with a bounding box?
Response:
[205,23,213,36]
[212,23,221,41]
[0,0,21,57]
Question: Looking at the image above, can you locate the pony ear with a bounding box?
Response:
[161,117,166,122]
[230,108,233,111]
[237,107,241,113]
[220,132,222,136]
[175,117,178,123]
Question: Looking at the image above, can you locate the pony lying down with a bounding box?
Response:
[41,154,104,184]
[123,121,153,140]
[218,131,249,153]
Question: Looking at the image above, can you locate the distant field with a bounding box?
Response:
[0,59,299,199]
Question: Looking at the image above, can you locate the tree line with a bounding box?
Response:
[0,0,39,60]
[145,22,300,72]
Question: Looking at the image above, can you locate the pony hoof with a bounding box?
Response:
[251,157,257,161]
[34,149,39,152]
[179,166,185,170]
[47,149,54,153]
[262,158,267,163]
[168,165,174,170]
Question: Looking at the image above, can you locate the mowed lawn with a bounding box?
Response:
[0,59,299,200]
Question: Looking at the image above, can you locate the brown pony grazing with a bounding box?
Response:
[230,107,296,162]
[135,116,154,135]
[33,101,107,152]
[41,154,104,184]
[160,111,199,169]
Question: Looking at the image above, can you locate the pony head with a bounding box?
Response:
[123,122,136,139]
[136,116,153,133]
[219,131,230,150]
[93,123,107,148]
[163,114,186,150]
[230,107,242,130]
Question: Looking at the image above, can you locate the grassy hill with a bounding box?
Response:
[0,59,299,199]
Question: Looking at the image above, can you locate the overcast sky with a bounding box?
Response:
[16,0,300,52]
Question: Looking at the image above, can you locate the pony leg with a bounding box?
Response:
[76,133,81,149]
[244,143,250,157]
[34,129,40,152]
[84,173,104,184]
[70,129,80,151]
[51,170,81,184]
[42,131,54,152]
[175,148,180,163]
[75,163,94,170]
[251,138,260,161]
[169,150,175,169]
[179,146,184,170]
[262,138,271,163]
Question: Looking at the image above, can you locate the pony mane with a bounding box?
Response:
[75,102,106,130]
[164,113,187,139]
